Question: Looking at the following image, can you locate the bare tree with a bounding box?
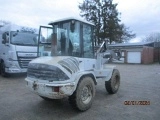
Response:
[142,32,160,42]
[79,0,136,44]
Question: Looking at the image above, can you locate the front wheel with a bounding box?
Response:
[69,76,96,111]
[0,62,8,77]
[105,69,120,94]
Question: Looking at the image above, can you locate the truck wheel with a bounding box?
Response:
[69,76,95,111]
[0,63,1,74]
[0,62,7,77]
[105,69,120,94]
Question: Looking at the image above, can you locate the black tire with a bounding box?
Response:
[105,69,120,94]
[69,76,96,111]
[0,62,1,74]
[0,62,8,77]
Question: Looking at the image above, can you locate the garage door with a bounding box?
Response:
[127,52,141,63]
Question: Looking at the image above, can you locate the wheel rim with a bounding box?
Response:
[113,75,120,90]
[81,85,92,104]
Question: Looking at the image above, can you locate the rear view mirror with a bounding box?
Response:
[2,32,9,44]
[2,33,7,40]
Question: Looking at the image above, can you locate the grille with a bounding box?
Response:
[28,68,59,81]
[27,63,69,81]
[18,57,37,68]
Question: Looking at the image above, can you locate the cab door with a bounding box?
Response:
[38,26,54,57]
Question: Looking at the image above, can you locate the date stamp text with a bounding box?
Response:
[124,101,150,105]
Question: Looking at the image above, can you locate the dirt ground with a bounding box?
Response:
[0,63,160,120]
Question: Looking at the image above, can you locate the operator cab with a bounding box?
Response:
[38,17,95,58]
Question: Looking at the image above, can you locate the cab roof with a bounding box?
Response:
[48,17,95,26]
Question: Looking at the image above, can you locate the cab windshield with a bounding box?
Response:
[38,19,94,58]
[10,31,38,46]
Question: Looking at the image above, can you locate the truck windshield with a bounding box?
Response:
[10,31,38,46]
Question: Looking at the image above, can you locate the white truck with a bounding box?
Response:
[0,24,38,77]
[25,18,120,111]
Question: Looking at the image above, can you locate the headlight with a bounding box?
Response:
[10,63,19,68]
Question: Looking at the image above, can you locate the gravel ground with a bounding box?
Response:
[0,63,160,120]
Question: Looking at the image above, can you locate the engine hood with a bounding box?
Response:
[29,56,80,73]
[30,56,71,65]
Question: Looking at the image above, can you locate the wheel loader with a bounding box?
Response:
[25,17,120,111]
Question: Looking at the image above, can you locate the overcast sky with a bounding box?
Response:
[0,0,160,42]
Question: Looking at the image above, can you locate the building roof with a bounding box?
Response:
[109,42,154,47]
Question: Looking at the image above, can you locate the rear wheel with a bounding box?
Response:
[105,69,120,94]
[69,76,96,111]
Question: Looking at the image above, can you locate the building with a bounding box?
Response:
[109,42,160,64]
